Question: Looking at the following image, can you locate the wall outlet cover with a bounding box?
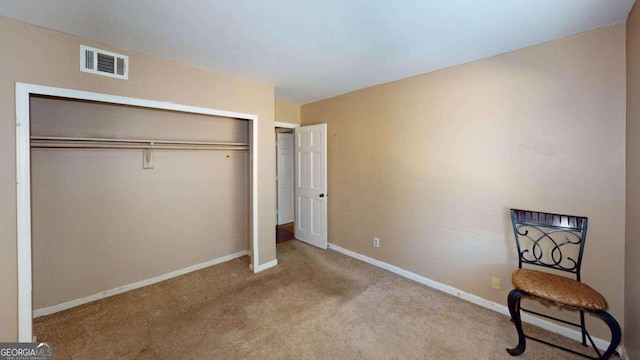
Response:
[491,276,501,290]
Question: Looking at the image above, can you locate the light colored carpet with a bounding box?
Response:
[35,240,603,359]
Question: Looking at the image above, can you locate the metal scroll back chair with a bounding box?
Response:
[506,209,621,359]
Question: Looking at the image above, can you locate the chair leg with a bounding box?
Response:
[579,310,587,346]
[506,289,527,356]
[591,310,621,360]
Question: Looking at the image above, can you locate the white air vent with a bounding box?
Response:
[80,45,128,80]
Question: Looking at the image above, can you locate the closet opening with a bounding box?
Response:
[16,83,260,342]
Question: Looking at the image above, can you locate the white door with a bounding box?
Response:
[294,124,327,249]
[276,132,294,225]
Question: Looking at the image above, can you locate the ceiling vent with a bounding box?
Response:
[80,45,128,80]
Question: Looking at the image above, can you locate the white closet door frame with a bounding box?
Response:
[15,83,261,342]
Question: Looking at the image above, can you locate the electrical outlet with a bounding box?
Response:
[373,237,380,248]
[491,276,501,290]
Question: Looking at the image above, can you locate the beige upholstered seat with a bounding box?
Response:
[512,268,607,311]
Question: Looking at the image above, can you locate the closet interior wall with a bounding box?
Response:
[30,96,249,311]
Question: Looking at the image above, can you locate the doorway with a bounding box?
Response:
[276,129,294,225]
[274,121,328,250]
[275,122,298,243]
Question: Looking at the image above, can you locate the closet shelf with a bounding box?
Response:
[30,136,249,151]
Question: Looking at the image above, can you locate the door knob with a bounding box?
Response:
[319,193,325,198]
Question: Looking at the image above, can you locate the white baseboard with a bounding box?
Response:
[33,250,248,318]
[327,243,625,356]
[251,259,278,273]
[620,347,629,360]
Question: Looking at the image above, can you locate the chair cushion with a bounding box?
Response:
[511,268,607,311]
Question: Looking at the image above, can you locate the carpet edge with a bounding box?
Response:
[33,250,249,318]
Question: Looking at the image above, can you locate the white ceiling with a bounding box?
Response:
[0,0,635,104]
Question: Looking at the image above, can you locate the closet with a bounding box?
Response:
[29,95,250,314]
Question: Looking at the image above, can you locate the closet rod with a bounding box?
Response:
[30,143,248,151]
[30,136,249,147]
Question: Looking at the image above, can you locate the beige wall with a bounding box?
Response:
[30,98,249,309]
[0,17,276,340]
[275,100,301,124]
[302,24,626,339]
[626,3,640,357]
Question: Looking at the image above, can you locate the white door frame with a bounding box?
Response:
[15,83,260,342]
[275,121,299,129]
